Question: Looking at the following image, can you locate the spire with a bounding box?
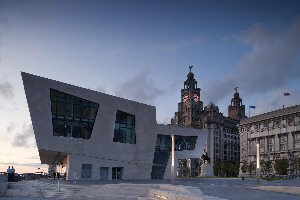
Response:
[228,87,245,121]
[233,87,240,99]
[234,87,238,92]
[185,66,196,89]
[189,65,193,72]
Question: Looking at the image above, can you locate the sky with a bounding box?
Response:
[0,0,300,173]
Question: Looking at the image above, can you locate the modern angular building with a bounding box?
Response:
[22,72,208,180]
[171,67,245,176]
[238,105,300,177]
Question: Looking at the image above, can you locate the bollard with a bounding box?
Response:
[57,179,60,191]
[74,173,77,184]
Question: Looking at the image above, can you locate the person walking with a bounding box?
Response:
[6,166,11,182]
[11,166,15,182]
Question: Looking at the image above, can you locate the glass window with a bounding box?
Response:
[294,133,300,141]
[268,144,274,152]
[280,144,287,151]
[112,167,122,180]
[259,139,264,145]
[295,142,300,149]
[113,110,136,144]
[81,164,92,179]
[279,135,287,143]
[50,89,99,140]
[260,146,264,153]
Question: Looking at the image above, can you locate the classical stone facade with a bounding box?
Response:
[238,105,300,177]
[171,68,245,176]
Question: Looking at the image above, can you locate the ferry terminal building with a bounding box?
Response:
[22,72,208,181]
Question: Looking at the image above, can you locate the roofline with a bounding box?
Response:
[239,104,300,126]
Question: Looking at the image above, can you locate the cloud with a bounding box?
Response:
[115,72,165,105]
[252,88,300,116]
[0,79,14,99]
[1,161,41,167]
[202,75,237,106]
[204,17,300,110]
[235,17,300,94]
[151,36,203,55]
[95,84,108,93]
[6,121,18,133]
[12,123,34,148]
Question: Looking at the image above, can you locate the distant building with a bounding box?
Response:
[171,68,245,176]
[22,72,208,180]
[239,105,300,177]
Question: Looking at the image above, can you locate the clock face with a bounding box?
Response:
[183,94,189,102]
[193,93,200,102]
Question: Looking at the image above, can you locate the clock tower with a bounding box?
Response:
[171,66,203,127]
[228,87,246,121]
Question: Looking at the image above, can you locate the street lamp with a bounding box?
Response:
[256,143,260,183]
[171,134,175,183]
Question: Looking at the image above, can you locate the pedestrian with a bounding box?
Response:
[53,171,56,179]
[57,172,60,179]
[11,166,15,182]
[7,166,11,182]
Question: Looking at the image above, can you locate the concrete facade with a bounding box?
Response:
[238,105,300,177]
[22,72,208,181]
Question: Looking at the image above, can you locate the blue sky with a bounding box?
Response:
[0,0,300,173]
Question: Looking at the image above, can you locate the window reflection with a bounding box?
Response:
[154,134,198,152]
[50,89,99,139]
[113,110,136,144]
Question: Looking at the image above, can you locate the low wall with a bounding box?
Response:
[0,174,7,183]
[0,182,8,196]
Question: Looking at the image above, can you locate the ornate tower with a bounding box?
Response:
[228,87,245,121]
[171,66,203,127]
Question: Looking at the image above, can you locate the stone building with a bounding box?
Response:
[238,105,300,177]
[171,67,245,176]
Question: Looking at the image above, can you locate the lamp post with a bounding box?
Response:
[256,143,260,183]
[171,134,175,183]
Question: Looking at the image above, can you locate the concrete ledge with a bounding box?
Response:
[148,188,204,200]
[0,182,8,196]
[248,186,300,195]
[0,174,7,183]
[148,185,226,200]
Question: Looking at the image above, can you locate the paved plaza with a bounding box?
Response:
[1,178,300,200]
[177,178,300,200]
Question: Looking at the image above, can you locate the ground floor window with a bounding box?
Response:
[112,167,123,180]
[81,164,92,179]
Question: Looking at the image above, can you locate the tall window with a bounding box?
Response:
[249,140,255,154]
[113,110,136,144]
[294,133,300,149]
[259,139,264,153]
[50,89,99,139]
[279,135,287,151]
[267,137,274,152]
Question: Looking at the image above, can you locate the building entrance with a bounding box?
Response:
[100,167,108,180]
